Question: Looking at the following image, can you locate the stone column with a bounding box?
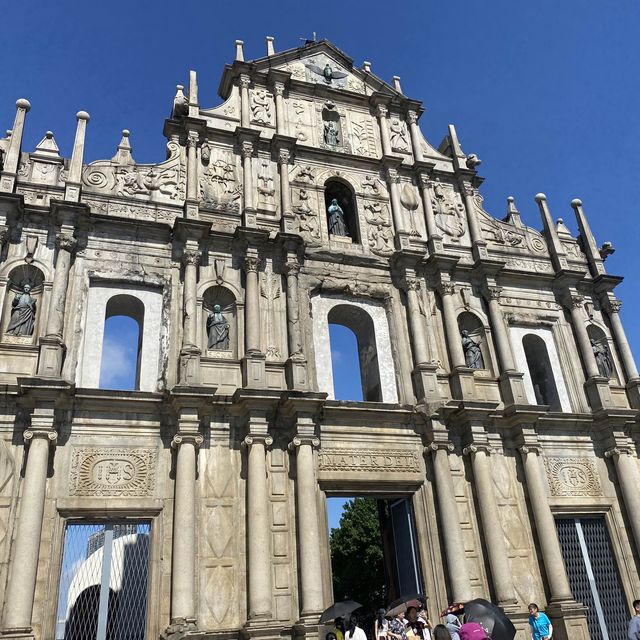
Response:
[463,444,517,606]
[518,444,573,602]
[0,99,31,193]
[182,248,200,349]
[170,431,203,628]
[459,180,482,246]
[439,282,465,369]
[38,231,76,377]
[417,174,439,240]
[243,433,273,619]
[404,278,429,366]
[2,414,57,633]
[605,444,640,556]
[484,286,516,372]
[273,82,286,135]
[289,436,323,617]
[244,254,261,355]
[566,294,599,379]
[425,442,472,603]
[240,74,251,128]
[186,131,199,202]
[241,139,255,225]
[376,104,392,156]
[604,298,639,380]
[284,258,307,390]
[407,110,424,162]
[385,166,405,234]
[278,148,295,233]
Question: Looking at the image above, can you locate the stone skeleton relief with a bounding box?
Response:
[492,453,545,604]
[431,182,466,238]
[200,151,242,212]
[250,89,273,126]
[545,457,603,497]
[260,269,283,359]
[201,444,240,628]
[83,139,186,204]
[68,447,157,496]
[364,201,394,256]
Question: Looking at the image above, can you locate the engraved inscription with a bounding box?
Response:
[69,447,156,496]
[318,448,420,473]
[545,457,602,497]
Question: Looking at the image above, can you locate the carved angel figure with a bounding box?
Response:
[305,62,348,84]
[250,90,272,125]
[389,118,409,151]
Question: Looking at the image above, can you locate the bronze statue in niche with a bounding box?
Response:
[207,304,230,350]
[6,283,36,336]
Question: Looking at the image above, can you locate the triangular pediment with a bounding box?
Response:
[248,39,399,98]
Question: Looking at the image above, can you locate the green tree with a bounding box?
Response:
[330,497,385,610]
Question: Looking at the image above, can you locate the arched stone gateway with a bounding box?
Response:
[0,37,637,640]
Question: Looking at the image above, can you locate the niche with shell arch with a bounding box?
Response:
[457,311,493,374]
[324,177,360,243]
[587,324,619,383]
[202,285,237,358]
[1,264,45,344]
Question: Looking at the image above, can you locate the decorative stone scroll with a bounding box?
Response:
[545,457,602,497]
[69,447,157,496]
[318,448,420,473]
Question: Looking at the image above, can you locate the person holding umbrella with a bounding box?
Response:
[345,614,367,640]
[527,604,552,640]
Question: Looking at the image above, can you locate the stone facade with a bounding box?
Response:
[0,37,638,640]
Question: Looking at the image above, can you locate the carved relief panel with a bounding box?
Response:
[347,111,378,158]
[389,113,411,156]
[260,264,286,360]
[199,147,242,213]
[545,457,603,497]
[249,88,274,128]
[430,180,467,242]
[287,98,314,144]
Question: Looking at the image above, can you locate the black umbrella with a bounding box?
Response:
[385,593,425,617]
[464,599,516,640]
[319,600,363,624]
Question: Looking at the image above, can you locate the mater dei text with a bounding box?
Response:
[0,35,637,640]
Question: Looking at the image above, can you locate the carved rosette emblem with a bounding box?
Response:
[318,448,420,473]
[545,457,602,497]
[69,447,157,496]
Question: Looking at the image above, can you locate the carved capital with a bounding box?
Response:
[604,445,634,458]
[460,181,475,197]
[277,148,291,165]
[55,232,77,253]
[567,294,585,310]
[485,286,502,301]
[385,167,400,183]
[403,277,421,292]
[242,434,273,449]
[406,110,418,125]
[182,248,200,267]
[417,173,434,189]
[288,435,320,451]
[244,255,260,273]
[24,428,58,447]
[376,104,388,119]
[285,260,300,277]
[517,444,542,456]
[606,298,622,314]
[438,282,456,297]
[424,441,454,455]
[239,74,251,90]
[171,433,204,449]
[241,140,254,159]
[463,443,494,457]
[273,82,285,97]
[186,131,199,149]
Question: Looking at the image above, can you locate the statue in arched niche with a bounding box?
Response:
[461,329,484,369]
[591,338,613,379]
[6,282,37,336]
[206,304,230,350]
[327,198,349,237]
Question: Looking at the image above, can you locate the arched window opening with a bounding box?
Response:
[328,304,381,401]
[522,334,561,410]
[586,325,616,382]
[324,179,359,243]
[457,311,490,372]
[99,294,144,391]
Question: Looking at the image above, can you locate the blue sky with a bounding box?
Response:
[5,2,639,523]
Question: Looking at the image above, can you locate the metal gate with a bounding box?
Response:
[556,517,628,640]
[55,522,151,640]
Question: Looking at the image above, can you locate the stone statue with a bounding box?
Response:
[324,121,339,146]
[591,338,613,378]
[327,198,349,237]
[461,330,484,369]
[207,304,230,350]
[6,283,36,336]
